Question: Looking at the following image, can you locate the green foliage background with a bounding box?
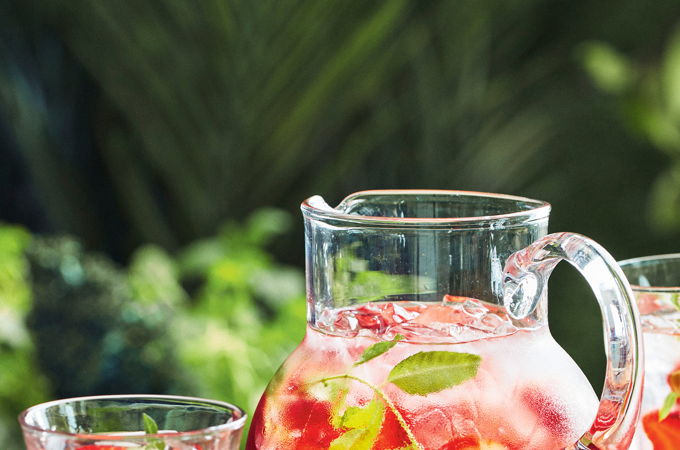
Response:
[1,0,680,448]
[0,211,306,448]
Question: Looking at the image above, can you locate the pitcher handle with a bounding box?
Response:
[503,232,642,450]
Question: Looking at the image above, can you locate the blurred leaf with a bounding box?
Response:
[128,245,187,307]
[0,224,49,450]
[649,166,680,232]
[663,26,680,121]
[176,237,224,278]
[166,209,307,434]
[244,208,293,245]
[0,224,31,314]
[0,224,32,348]
[579,41,635,94]
[249,266,304,309]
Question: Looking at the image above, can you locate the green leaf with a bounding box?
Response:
[388,351,481,396]
[354,334,403,366]
[142,413,164,450]
[330,429,370,450]
[579,41,634,94]
[663,26,680,120]
[143,413,159,434]
[340,399,384,430]
[660,392,679,421]
[329,397,385,450]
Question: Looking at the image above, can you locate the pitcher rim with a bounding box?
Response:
[301,189,551,228]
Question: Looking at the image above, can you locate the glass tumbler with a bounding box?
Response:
[620,254,680,449]
[19,394,246,450]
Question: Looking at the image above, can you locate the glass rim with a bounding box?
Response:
[18,394,247,440]
[301,189,551,228]
[618,253,680,292]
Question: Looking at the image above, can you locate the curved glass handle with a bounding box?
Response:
[503,232,643,450]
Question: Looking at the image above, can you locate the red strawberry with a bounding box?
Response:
[371,406,411,449]
[281,396,340,448]
[642,410,680,450]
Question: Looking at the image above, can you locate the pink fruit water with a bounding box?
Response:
[630,293,680,449]
[247,297,598,449]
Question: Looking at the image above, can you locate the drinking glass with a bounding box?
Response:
[620,254,680,450]
[19,394,246,450]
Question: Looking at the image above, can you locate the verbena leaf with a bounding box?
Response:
[327,383,350,429]
[142,413,164,450]
[354,334,403,366]
[340,398,384,430]
[143,413,159,434]
[330,428,369,450]
[388,351,481,396]
[660,392,679,421]
[329,397,384,450]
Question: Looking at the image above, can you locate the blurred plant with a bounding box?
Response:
[173,208,306,412]
[3,0,679,402]
[0,1,572,254]
[580,30,680,233]
[0,209,304,448]
[26,236,187,397]
[0,225,49,449]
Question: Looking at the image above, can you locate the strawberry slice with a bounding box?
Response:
[281,396,341,448]
[642,410,680,450]
[371,405,411,449]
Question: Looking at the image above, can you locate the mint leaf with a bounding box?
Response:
[388,351,481,395]
[142,413,164,450]
[660,392,679,421]
[330,429,369,450]
[143,413,159,434]
[339,398,384,430]
[329,397,384,450]
[354,334,403,366]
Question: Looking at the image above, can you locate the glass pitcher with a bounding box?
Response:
[246,190,642,450]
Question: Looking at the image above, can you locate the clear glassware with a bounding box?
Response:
[247,190,642,450]
[619,254,680,450]
[19,394,246,450]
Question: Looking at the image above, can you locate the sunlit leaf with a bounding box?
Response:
[579,41,635,94]
[388,351,481,396]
